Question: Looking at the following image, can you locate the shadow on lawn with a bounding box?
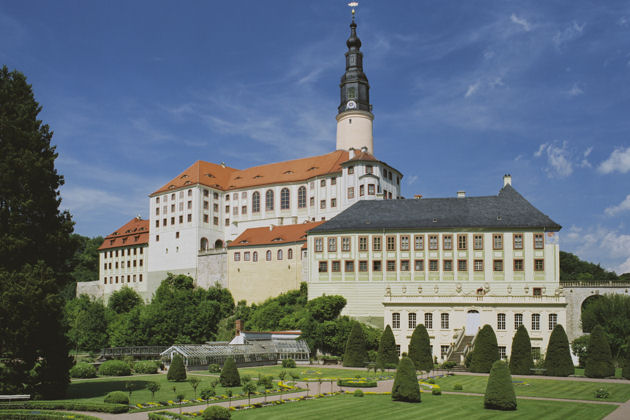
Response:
[66,380,152,399]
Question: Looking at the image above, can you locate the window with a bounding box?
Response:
[429,235,438,250]
[414,259,424,271]
[387,260,396,271]
[373,260,382,271]
[373,236,382,251]
[458,259,467,271]
[265,190,274,211]
[392,313,400,329]
[443,260,453,271]
[225,218,230,226]
[473,234,484,250]
[514,233,523,249]
[534,259,544,271]
[533,287,542,297]
[163,218,167,226]
[443,235,453,250]
[175,231,180,239]
[441,345,450,358]
[425,313,433,329]
[400,235,410,251]
[155,220,159,228]
[514,259,524,271]
[156,235,160,242]
[187,214,192,222]
[252,191,260,213]
[414,235,424,250]
[347,187,354,199]
[277,249,283,260]
[310,197,315,207]
[497,313,506,330]
[359,261,368,272]
[441,313,449,329]
[499,346,507,360]
[534,233,544,249]
[458,234,467,250]
[514,313,523,329]
[234,252,240,262]
[366,165,373,174]
[493,234,503,249]
[341,237,351,252]
[156,207,160,215]
[328,237,337,252]
[320,200,326,209]
[241,206,247,214]
[187,200,192,210]
[331,177,336,185]
[156,197,160,204]
[532,313,540,331]
[493,259,503,271]
[213,217,218,225]
[298,186,306,208]
[171,216,175,225]
[213,203,218,212]
[266,250,272,261]
[549,313,558,330]
[320,179,326,187]
[359,236,368,251]
[532,347,541,360]
[359,185,365,196]
[348,166,354,174]
[280,188,290,210]
[331,198,336,208]
[400,260,410,271]
[345,260,354,272]
[368,184,375,195]
[318,261,328,272]
[171,204,175,212]
[331,261,341,272]
[288,249,293,259]
[203,189,208,197]
[409,313,417,329]
[429,260,438,271]
[213,192,218,199]
[182,215,186,223]
[315,238,323,252]
[386,236,396,251]
[244,251,250,261]
[233,206,238,215]
[253,251,258,262]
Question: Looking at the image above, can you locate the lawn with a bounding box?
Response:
[434,374,630,402]
[229,393,617,420]
[205,365,393,381]
[574,367,623,378]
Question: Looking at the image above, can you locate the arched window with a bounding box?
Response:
[252,192,260,213]
[214,239,224,249]
[253,251,258,262]
[266,250,272,261]
[288,249,293,259]
[277,249,283,260]
[265,190,274,211]
[200,237,209,251]
[280,188,290,210]
[298,186,306,208]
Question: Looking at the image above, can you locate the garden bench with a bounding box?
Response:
[0,395,30,401]
[530,368,546,375]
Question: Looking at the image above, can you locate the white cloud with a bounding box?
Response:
[618,16,628,27]
[406,175,419,185]
[598,146,630,174]
[553,21,585,48]
[533,141,574,177]
[465,82,480,97]
[568,83,583,96]
[510,14,531,32]
[605,194,630,216]
[563,225,630,274]
[580,146,593,168]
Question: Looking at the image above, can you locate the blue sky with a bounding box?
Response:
[1,1,629,274]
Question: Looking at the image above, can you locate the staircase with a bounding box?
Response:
[447,335,474,370]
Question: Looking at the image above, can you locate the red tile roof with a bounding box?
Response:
[228,221,325,248]
[98,217,150,251]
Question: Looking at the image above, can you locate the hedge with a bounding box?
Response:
[134,360,159,374]
[69,362,97,378]
[98,359,131,376]
[544,324,574,377]
[167,354,187,381]
[0,410,99,419]
[281,359,296,368]
[376,325,399,369]
[622,337,630,380]
[470,325,499,373]
[585,325,615,378]
[104,391,129,405]
[408,324,433,372]
[509,325,533,375]
[337,379,377,387]
[484,360,517,411]
[391,357,421,403]
[0,401,128,414]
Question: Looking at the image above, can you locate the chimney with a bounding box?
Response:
[457,191,466,198]
[503,174,512,187]
[360,146,368,153]
[220,162,226,168]
[235,319,243,336]
[414,194,423,200]
[348,147,355,158]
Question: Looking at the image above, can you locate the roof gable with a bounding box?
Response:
[98,217,150,250]
[229,221,325,248]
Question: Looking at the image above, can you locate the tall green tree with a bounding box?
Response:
[560,251,620,282]
[65,295,110,352]
[391,357,421,403]
[585,325,615,378]
[376,325,399,369]
[509,325,533,375]
[0,66,77,398]
[343,321,368,367]
[581,294,630,359]
[108,286,143,313]
[69,234,103,283]
[469,325,499,373]
[167,354,187,382]
[408,324,433,371]
[544,324,573,377]
[484,360,517,411]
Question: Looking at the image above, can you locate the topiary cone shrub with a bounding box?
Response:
[469,325,499,373]
[167,354,187,382]
[219,357,241,387]
[509,325,533,375]
[377,325,399,369]
[585,325,615,378]
[484,360,516,411]
[544,324,574,377]
[408,324,433,372]
[343,322,368,367]
[622,337,630,380]
[391,357,421,403]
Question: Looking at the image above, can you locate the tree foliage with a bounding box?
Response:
[585,325,615,378]
[108,286,143,313]
[571,335,590,368]
[69,234,103,283]
[376,325,398,369]
[167,354,187,381]
[305,295,347,322]
[219,357,240,387]
[391,357,421,403]
[484,360,516,411]
[408,324,433,372]
[622,337,630,380]
[544,324,573,377]
[581,294,630,359]
[343,322,368,367]
[469,325,499,373]
[560,251,622,282]
[65,295,110,352]
[509,325,533,375]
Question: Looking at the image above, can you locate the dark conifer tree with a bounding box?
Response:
[391,357,421,403]
[219,357,240,387]
[408,324,433,371]
[544,324,574,377]
[167,354,187,382]
[343,321,368,367]
[509,325,533,375]
[484,360,517,410]
[376,325,399,369]
[585,325,615,378]
[469,325,499,373]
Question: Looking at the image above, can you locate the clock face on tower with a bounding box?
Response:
[346,100,357,110]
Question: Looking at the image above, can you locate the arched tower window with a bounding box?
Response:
[252,251,258,262]
[266,250,272,261]
[288,249,293,259]
[252,192,260,213]
[265,190,274,211]
[214,239,224,249]
[298,186,306,208]
[277,249,283,260]
[200,237,209,251]
[280,188,290,210]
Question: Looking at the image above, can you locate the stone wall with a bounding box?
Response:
[197,251,228,289]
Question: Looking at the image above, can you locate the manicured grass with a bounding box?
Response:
[435,374,630,402]
[574,367,623,378]
[0,409,100,419]
[212,365,393,381]
[229,394,617,420]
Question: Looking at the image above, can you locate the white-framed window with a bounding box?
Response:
[244,252,250,261]
[408,313,416,329]
[392,313,401,329]
[266,250,272,261]
[441,345,450,359]
[265,190,274,211]
[514,313,523,329]
[234,252,240,262]
[314,238,323,252]
[277,249,283,260]
[424,313,433,329]
[441,313,449,329]
[414,235,424,250]
[497,313,506,330]
[549,313,558,330]
[252,191,260,213]
[534,233,544,249]
[400,235,410,251]
[499,346,507,360]
[532,313,540,331]
[473,234,483,250]
[252,251,258,262]
[288,249,293,259]
[514,233,523,249]
[298,186,306,208]
[342,237,351,252]
[328,237,337,252]
[280,188,290,210]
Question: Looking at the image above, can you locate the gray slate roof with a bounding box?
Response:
[310,185,561,233]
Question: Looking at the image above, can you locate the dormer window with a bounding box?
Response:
[205,173,215,178]
[284,170,294,174]
[272,237,283,242]
[180,174,189,179]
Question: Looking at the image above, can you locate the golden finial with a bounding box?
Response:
[348,2,358,17]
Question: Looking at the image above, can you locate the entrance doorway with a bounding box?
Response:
[466,310,480,335]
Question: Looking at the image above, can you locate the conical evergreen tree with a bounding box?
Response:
[167,354,187,381]
[391,357,421,403]
[469,324,499,373]
[509,325,533,375]
[219,357,240,387]
[622,337,630,380]
[343,322,368,367]
[408,324,433,371]
[585,325,615,378]
[484,360,517,411]
[376,325,399,369]
[544,324,573,377]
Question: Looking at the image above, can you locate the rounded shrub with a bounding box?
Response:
[484,360,516,411]
[408,324,433,372]
[69,362,97,378]
[391,356,421,403]
[354,389,364,397]
[453,383,463,391]
[509,325,533,375]
[104,391,129,405]
[431,386,442,396]
[343,322,368,367]
[219,357,240,387]
[203,405,231,419]
[544,324,574,377]
[208,363,221,373]
[98,360,131,376]
[134,360,158,374]
[376,325,399,369]
[281,359,296,368]
[585,325,615,378]
[470,325,499,373]
[167,354,187,382]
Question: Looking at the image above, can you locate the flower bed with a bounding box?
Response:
[337,379,377,388]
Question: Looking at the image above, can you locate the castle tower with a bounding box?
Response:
[335,14,374,154]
